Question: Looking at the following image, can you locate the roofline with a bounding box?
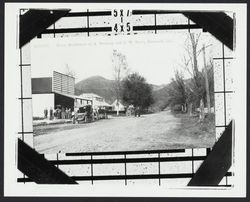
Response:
[32,77,52,79]
[54,92,92,102]
[80,93,103,98]
[53,71,75,79]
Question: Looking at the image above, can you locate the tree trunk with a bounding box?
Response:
[188,103,193,116]
[182,104,187,113]
[116,101,119,116]
[184,103,187,113]
[190,33,199,76]
[202,44,211,113]
[199,99,205,122]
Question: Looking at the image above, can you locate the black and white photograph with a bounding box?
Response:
[31,33,216,154]
[4,3,247,197]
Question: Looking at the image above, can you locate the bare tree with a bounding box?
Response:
[184,32,205,120]
[189,33,200,76]
[202,44,211,113]
[111,50,129,115]
[171,33,214,120]
[64,63,77,78]
[183,33,214,121]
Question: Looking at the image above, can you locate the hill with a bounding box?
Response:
[150,83,172,111]
[75,76,171,107]
[75,76,116,104]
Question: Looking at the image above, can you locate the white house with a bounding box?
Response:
[111,99,125,112]
[80,93,112,110]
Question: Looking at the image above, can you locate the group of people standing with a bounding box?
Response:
[126,105,141,117]
[44,107,72,120]
[43,108,54,120]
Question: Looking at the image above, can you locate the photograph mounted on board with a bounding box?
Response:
[30,32,216,154]
[5,4,242,192]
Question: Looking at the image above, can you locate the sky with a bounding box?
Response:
[31,32,214,85]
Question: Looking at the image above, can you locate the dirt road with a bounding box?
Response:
[34,110,214,153]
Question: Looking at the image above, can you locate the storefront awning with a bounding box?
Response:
[54,91,92,102]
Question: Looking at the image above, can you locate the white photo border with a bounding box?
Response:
[4,3,247,197]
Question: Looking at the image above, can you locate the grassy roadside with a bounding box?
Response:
[171,111,216,148]
[173,112,215,135]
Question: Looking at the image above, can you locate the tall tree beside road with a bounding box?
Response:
[112,50,129,115]
[122,72,154,111]
[184,33,206,119]
[202,44,211,113]
[171,33,214,120]
[168,70,187,112]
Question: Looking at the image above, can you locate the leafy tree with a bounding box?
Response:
[122,72,154,110]
[167,70,187,111]
[150,87,170,112]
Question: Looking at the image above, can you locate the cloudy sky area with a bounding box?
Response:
[31,32,214,85]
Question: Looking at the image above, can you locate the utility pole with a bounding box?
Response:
[202,44,211,113]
